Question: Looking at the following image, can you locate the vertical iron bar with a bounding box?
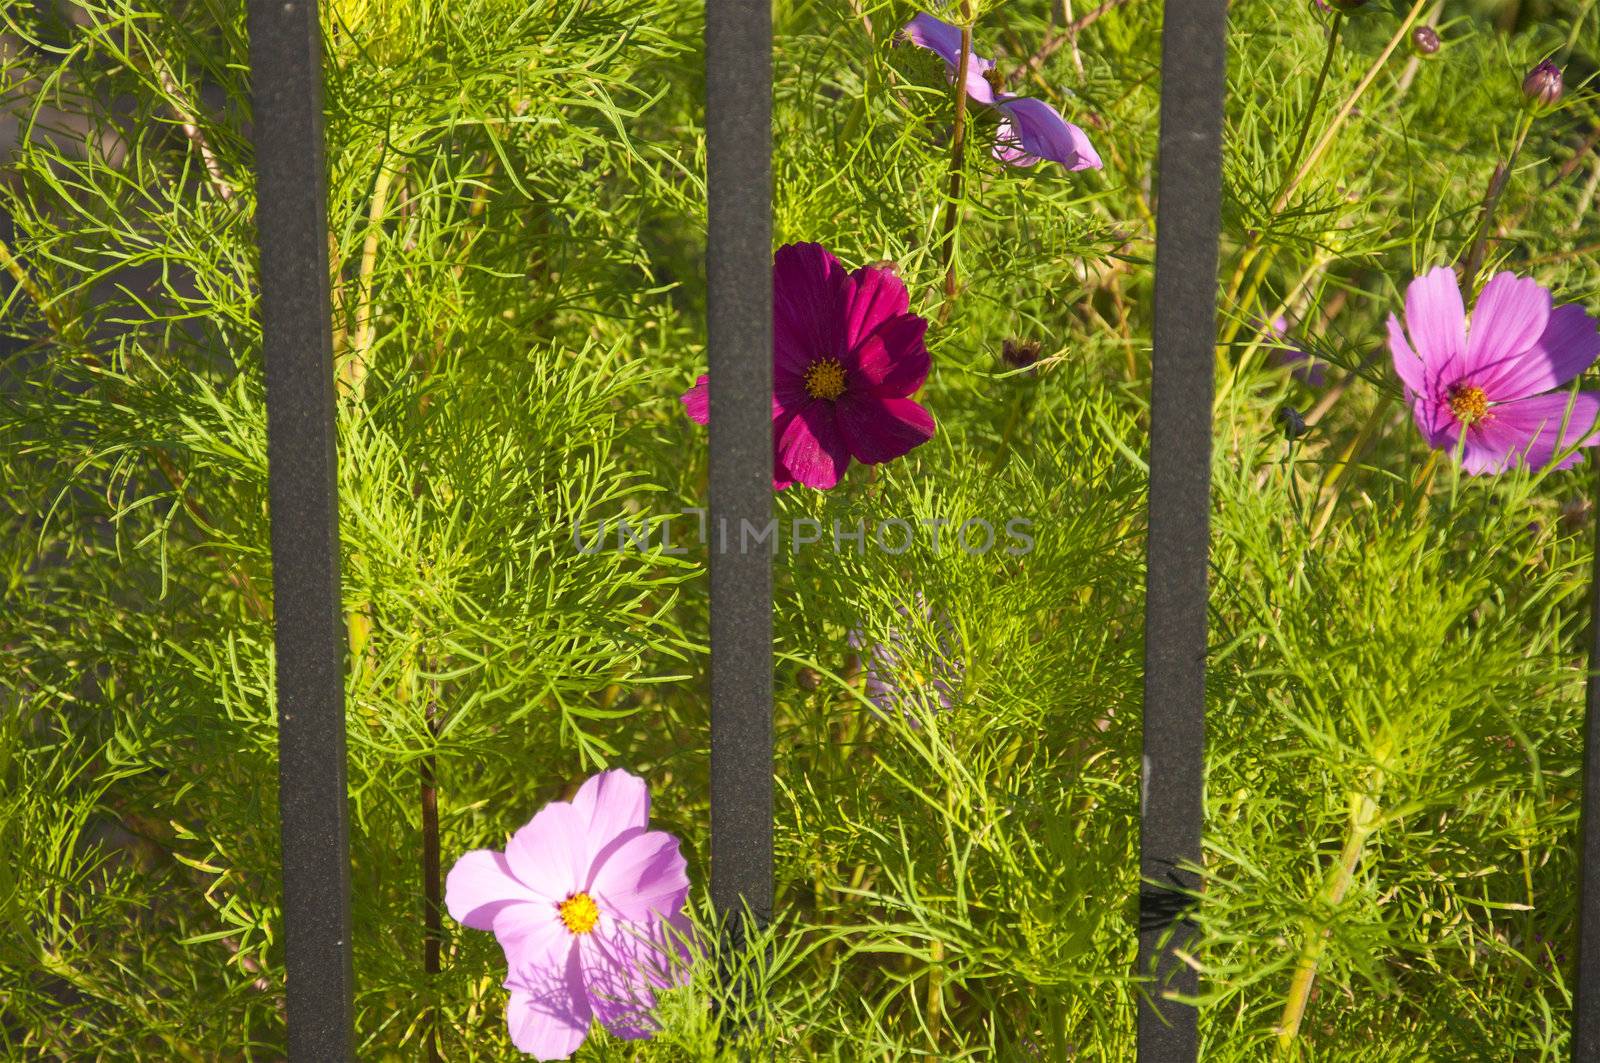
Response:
[705,0,774,942]
[246,1,355,1056]
[1138,0,1228,1059]
[1577,499,1600,1059]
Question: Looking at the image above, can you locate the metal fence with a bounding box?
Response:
[244,0,1600,1058]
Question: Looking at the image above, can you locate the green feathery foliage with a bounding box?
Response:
[1,0,1597,1057]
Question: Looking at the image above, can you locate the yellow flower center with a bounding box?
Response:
[803,358,848,401]
[558,892,600,935]
[1448,385,1489,425]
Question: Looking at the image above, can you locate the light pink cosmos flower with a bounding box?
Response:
[1389,266,1600,474]
[682,242,935,490]
[445,770,692,1060]
[900,13,1103,171]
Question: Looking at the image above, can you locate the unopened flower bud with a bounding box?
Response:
[1410,26,1439,56]
[1001,337,1042,369]
[795,666,822,692]
[1523,60,1564,107]
[1277,406,1309,441]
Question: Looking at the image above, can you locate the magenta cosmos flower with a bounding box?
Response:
[682,242,935,490]
[900,13,1102,171]
[445,770,692,1060]
[1389,267,1600,474]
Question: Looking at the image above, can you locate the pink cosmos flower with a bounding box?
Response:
[1389,266,1600,474]
[445,770,692,1060]
[681,242,935,490]
[900,13,1103,171]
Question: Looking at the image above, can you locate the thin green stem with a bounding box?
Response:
[1279,12,1344,209]
[1277,783,1385,1053]
[0,235,58,334]
[1460,111,1534,298]
[940,6,975,308]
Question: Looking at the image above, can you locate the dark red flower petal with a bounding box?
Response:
[835,394,935,465]
[850,314,930,398]
[777,402,851,489]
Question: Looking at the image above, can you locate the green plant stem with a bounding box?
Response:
[0,235,59,334]
[1460,112,1534,298]
[1277,785,1384,1053]
[1280,12,1344,208]
[1279,0,1429,214]
[421,690,443,1063]
[1222,0,1429,350]
[939,7,975,309]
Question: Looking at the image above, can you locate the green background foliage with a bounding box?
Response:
[0,0,1596,1057]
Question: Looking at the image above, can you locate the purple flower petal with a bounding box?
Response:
[994,97,1102,171]
[1462,391,1600,474]
[1463,271,1552,398]
[843,263,911,348]
[901,13,998,105]
[1478,302,1600,401]
[493,903,576,984]
[777,403,851,488]
[505,800,589,899]
[504,948,592,1060]
[578,928,660,1040]
[1402,266,1468,381]
[680,375,709,425]
[850,314,930,397]
[835,394,936,464]
[445,850,546,931]
[774,242,849,375]
[587,830,690,924]
[569,770,651,856]
[1388,312,1427,397]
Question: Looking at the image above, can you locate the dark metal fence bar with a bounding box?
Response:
[246,0,356,1056]
[1137,0,1229,1058]
[705,0,775,939]
[1577,516,1600,1058]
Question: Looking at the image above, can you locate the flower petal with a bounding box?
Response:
[1478,302,1600,401]
[588,830,690,924]
[834,395,936,465]
[774,242,849,371]
[1403,266,1468,383]
[680,375,709,425]
[1460,391,1600,474]
[850,313,930,397]
[506,800,588,900]
[777,402,851,489]
[494,902,575,984]
[445,850,545,931]
[569,770,651,853]
[578,927,661,1041]
[843,264,911,349]
[994,97,1101,171]
[504,945,592,1061]
[900,13,998,105]
[1388,313,1427,397]
[685,374,800,423]
[1463,271,1552,398]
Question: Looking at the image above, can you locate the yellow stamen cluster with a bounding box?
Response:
[803,358,848,401]
[558,892,600,935]
[1448,385,1489,425]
